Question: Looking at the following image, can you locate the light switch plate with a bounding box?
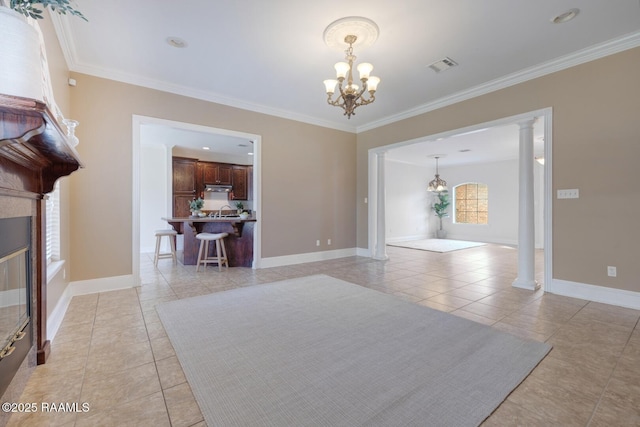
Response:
[557,189,579,199]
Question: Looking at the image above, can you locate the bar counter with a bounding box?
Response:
[162,216,256,267]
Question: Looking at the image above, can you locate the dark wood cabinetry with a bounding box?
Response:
[202,162,232,185]
[172,157,252,209]
[172,157,197,217]
[231,165,248,200]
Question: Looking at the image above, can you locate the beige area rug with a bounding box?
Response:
[157,275,550,427]
[388,238,487,253]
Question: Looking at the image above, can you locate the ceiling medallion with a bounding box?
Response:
[322,17,381,119]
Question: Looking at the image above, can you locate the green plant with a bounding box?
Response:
[189,198,204,212]
[432,192,450,231]
[234,201,244,210]
[8,0,87,21]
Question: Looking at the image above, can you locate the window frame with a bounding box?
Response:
[46,180,61,265]
[453,182,489,225]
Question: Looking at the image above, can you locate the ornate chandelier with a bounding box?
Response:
[322,17,380,119]
[428,156,448,192]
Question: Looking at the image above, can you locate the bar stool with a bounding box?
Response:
[196,232,229,272]
[154,229,177,266]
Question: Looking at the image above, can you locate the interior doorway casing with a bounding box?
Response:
[367,108,553,289]
[132,115,262,283]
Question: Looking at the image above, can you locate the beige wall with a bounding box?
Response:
[67,75,356,281]
[39,14,640,295]
[356,47,640,293]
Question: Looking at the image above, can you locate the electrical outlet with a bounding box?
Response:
[327,239,331,245]
[316,240,320,247]
[607,266,617,277]
[364,197,368,204]
[557,189,579,199]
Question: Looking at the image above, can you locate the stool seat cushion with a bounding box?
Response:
[155,229,177,236]
[196,232,229,241]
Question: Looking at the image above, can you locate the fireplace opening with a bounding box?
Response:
[0,216,33,398]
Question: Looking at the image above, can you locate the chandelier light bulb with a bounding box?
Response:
[366,76,380,92]
[324,79,338,94]
[357,62,373,79]
[334,62,350,79]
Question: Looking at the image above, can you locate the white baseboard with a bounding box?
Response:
[70,274,136,296]
[258,248,358,268]
[547,278,640,310]
[47,284,73,341]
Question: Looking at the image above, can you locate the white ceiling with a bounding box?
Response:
[52,1,640,163]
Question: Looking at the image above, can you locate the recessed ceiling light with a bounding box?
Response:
[166,37,187,48]
[202,146,210,150]
[551,8,579,24]
[248,153,254,156]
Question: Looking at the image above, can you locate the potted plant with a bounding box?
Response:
[432,191,450,239]
[234,201,244,214]
[1,0,86,103]
[5,0,87,20]
[189,198,204,217]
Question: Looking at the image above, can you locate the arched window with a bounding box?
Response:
[454,183,488,224]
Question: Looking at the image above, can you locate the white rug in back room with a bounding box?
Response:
[387,239,486,253]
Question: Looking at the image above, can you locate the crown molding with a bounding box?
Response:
[356,30,640,133]
[50,16,639,135]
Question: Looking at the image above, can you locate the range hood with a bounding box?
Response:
[204,184,232,193]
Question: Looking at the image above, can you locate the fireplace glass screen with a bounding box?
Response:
[0,247,29,353]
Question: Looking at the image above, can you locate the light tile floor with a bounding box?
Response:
[6,244,640,426]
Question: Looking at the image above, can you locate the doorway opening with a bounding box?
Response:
[132,115,262,284]
[368,108,552,289]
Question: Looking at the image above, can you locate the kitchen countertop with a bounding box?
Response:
[161,215,256,223]
[162,215,256,238]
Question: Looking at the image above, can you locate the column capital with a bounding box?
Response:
[517,118,537,129]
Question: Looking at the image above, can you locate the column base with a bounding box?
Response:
[372,254,389,261]
[512,278,540,291]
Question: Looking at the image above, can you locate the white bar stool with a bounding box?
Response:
[154,229,177,266]
[196,232,229,272]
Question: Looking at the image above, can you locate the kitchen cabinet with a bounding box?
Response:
[173,194,194,218]
[201,162,232,185]
[247,165,254,201]
[173,157,197,193]
[231,165,248,200]
[172,157,197,217]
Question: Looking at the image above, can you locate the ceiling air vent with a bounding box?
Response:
[428,57,458,73]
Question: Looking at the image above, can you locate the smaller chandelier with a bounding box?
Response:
[428,156,448,192]
[323,34,380,119]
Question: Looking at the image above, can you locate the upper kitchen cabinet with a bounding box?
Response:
[231,165,248,200]
[172,157,197,194]
[201,162,232,185]
[172,157,197,217]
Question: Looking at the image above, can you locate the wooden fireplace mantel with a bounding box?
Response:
[0,94,82,194]
[0,93,83,365]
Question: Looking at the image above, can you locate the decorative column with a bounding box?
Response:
[513,119,539,290]
[373,151,388,260]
